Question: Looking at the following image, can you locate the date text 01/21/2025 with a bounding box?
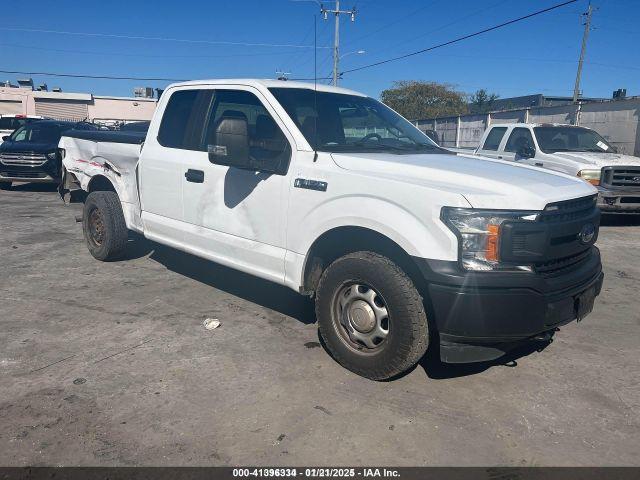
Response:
[231,468,400,477]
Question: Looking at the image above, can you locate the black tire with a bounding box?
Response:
[316,251,429,380]
[82,191,128,261]
[0,182,11,190]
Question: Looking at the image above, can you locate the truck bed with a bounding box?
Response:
[60,132,144,232]
[62,129,146,145]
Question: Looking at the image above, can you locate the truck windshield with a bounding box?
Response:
[269,87,441,153]
[9,124,60,144]
[533,126,614,153]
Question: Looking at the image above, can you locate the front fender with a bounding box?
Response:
[291,194,461,262]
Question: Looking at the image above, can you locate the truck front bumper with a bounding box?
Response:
[597,186,640,212]
[414,247,604,363]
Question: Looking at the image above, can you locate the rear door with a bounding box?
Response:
[138,88,206,246]
[476,126,508,160]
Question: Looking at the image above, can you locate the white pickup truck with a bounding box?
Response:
[59,79,604,380]
[475,123,640,212]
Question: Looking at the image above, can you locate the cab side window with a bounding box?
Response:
[482,127,507,151]
[158,89,202,150]
[505,128,534,153]
[202,90,291,174]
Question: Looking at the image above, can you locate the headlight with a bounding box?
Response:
[577,169,601,186]
[45,150,58,161]
[441,207,538,272]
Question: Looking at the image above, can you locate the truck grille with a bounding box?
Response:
[538,195,598,223]
[601,166,640,188]
[0,152,47,167]
[534,248,592,276]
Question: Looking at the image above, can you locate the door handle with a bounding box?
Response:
[497,156,503,159]
[535,162,544,167]
[185,169,204,183]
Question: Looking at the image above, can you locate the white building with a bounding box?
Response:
[0,80,157,123]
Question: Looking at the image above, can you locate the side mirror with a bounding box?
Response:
[517,145,536,159]
[2,136,9,141]
[208,116,252,170]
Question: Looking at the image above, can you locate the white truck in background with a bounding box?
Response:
[475,123,640,212]
[59,79,603,380]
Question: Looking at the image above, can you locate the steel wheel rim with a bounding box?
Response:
[87,207,106,247]
[332,282,390,352]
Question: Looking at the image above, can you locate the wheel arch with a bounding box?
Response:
[87,174,117,194]
[301,226,428,297]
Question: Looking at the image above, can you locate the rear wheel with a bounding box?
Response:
[0,182,11,190]
[315,251,429,380]
[82,191,128,261]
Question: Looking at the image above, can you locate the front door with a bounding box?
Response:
[181,86,294,284]
[501,127,539,166]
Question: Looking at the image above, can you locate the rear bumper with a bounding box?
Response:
[597,186,640,212]
[414,247,604,363]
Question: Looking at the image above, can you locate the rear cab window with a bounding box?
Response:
[481,127,508,151]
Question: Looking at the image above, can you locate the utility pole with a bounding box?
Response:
[321,1,356,86]
[573,3,593,103]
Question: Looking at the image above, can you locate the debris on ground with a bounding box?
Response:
[203,318,221,330]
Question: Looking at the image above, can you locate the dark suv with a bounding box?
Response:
[0,120,98,189]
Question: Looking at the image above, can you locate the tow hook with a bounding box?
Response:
[533,331,554,343]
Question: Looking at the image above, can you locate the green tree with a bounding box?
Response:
[469,89,500,114]
[380,81,468,120]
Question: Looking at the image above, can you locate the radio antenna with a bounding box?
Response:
[313,13,319,161]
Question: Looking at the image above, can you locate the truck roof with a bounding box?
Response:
[165,79,367,97]
[487,122,587,129]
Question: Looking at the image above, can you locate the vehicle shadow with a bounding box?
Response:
[147,241,317,325]
[5,183,59,192]
[600,214,640,227]
[417,339,553,380]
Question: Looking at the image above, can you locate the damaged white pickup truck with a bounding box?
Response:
[60,79,604,380]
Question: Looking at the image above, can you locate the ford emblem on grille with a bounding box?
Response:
[578,223,596,244]
[633,176,640,182]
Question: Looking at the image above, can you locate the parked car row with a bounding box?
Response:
[52,79,604,380]
[473,123,640,213]
[0,119,101,189]
[433,123,640,213]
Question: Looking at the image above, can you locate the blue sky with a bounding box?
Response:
[1,0,638,100]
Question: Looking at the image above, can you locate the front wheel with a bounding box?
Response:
[315,251,429,380]
[0,182,11,190]
[82,191,128,261]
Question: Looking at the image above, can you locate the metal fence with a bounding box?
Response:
[415,97,640,156]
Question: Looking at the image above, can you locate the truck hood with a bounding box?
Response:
[549,151,640,168]
[331,152,596,211]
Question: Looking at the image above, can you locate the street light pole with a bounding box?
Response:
[321,1,356,86]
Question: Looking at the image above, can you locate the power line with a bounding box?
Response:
[0,42,304,59]
[0,27,331,49]
[340,0,579,75]
[0,70,187,82]
[344,0,440,46]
